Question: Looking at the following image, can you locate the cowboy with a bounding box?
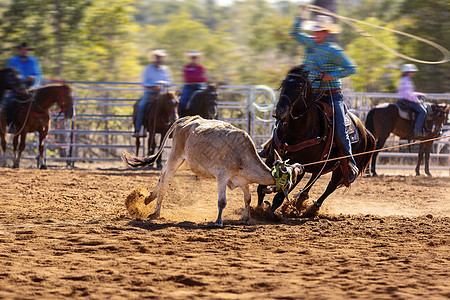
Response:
[178,50,207,116]
[4,42,42,133]
[290,12,358,183]
[6,42,42,89]
[398,64,427,138]
[133,49,173,138]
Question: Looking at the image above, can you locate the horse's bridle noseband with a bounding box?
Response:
[278,72,314,121]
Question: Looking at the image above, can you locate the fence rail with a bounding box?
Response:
[4,81,449,172]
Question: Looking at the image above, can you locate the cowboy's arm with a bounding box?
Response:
[290,17,315,48]
[162,66,173,86]
[30,57,42,86]
[326,47,357,80]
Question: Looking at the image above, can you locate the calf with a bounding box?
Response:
[122,116,302,226]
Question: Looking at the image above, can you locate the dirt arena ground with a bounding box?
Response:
[0,166,448,299]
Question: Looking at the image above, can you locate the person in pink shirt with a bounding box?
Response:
[398,64,427,138]
[178,50,207,116]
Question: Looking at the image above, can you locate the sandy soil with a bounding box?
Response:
[0,166,448,299]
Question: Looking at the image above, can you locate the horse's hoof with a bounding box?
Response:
[147,212,160,220]
[40,165,47,170]
[301,204,319,218]
[12,163,19,169]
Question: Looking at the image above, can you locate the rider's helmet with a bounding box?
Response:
[401,64,418,73]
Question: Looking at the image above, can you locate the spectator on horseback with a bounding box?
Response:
[6,42,42,89]
[133,49,173,138]
[398,64,427,138]
[291,11,358,183]
[178,50,207,116]
[3,42,42,133]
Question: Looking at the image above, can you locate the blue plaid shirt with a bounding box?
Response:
[290,17,356,90]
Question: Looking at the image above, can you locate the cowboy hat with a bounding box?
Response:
[401,64,418,73]
[186,50,202,57]
[151,49,167,57]
[16,42,34,50]
[303,15,341,34]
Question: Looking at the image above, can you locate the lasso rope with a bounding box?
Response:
[300,134,450,168]
[302,4,450,65]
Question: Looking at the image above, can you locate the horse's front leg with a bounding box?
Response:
[13,133,26,168]
[257,184,267,207]
[0,123,7,167]
[424,142,432,176]
[135,137,141,157]
[38,128,48,169]
[416,145,425,176]
[257,154,275,207]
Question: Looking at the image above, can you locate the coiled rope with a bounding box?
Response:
[302,4,450,65]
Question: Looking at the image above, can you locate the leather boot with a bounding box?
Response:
[348,161,359,184]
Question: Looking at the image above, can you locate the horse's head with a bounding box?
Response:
[56,83,74,119]
[430,103,450,136]
[161,91,179,124]
[205,84,218,119]
[3,68,30,100]
[275,65,313,122]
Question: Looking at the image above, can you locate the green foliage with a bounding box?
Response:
[0,0,447,91]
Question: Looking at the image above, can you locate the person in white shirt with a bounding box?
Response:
[398,64,427,138]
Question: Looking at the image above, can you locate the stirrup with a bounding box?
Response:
[348,161,359,175]
[7,124,15,134]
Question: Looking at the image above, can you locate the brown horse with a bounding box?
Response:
[256,66,376,215]
[132,91,179,169]
[179,84,218,119]
[0,67,30,103]
[0,83,74,169]
[365,102,449,177]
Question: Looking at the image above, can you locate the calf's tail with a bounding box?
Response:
[122,116,194,168]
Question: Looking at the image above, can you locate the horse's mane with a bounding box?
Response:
[288,65,305,74]
[1,67,16,73]
[37,82,72,90]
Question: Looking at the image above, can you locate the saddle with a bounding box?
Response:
[136,94,160,129]
[316,100,360,144]
[376,100,432,122]
[396,100,432,121]
[185,87,204,110]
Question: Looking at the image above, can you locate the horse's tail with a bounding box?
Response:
[122,116,198,168]
[359,128,377,176]
[351,113,376,176]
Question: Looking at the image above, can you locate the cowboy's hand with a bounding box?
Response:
[25,76,34,82]
[298,4,309,19]
[321,73,333,81]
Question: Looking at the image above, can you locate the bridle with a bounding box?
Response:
[278,71,315,121]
